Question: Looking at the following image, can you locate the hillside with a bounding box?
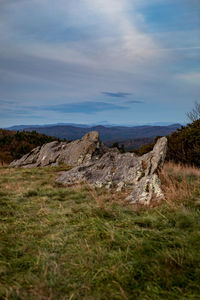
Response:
[8,124,182,142]
[105,137,154,150]
[131,120,200,167]
[0,129,61,165]
[0,163,200,299]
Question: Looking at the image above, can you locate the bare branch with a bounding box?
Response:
[186,101,200,122]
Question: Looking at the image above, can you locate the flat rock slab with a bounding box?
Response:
[57,137,168,205]
[10,131,106,168]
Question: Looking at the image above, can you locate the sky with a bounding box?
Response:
[0,0,200,127]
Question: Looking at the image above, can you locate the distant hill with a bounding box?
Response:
[6,123,92,131]
[6,124,182,142]
[0,129,61,165]
[105,137,155,150]
[6,121,180,131]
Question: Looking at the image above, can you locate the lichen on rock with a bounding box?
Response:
[57,136,167,205]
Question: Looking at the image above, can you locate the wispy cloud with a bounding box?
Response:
[0,108,38,118]
[102,92,132,98]
[157,46,200,52]
[177,72,200,85]
[42,101,128,114]
[125,100,144,104]
[0,99,17,106]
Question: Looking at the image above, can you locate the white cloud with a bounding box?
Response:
[0,0,166,72]
[84,0,163,65]
[177,72,200,85]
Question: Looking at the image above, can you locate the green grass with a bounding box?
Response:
[0,166,200,299]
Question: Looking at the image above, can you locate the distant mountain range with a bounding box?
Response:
[5,123,182,146]
[6,121,182,131]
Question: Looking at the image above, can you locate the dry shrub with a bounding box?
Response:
[0,160,8,167]
[163,161,200,177]
[160,161,200,204]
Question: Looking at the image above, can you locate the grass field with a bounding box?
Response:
[0,163,200,299]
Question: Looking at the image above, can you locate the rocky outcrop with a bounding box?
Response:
[57,137,167,205]
[10,131,106,168]
[10,131,167,205]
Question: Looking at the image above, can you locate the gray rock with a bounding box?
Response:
[10,131,106,168]
[57,137,167,205]
[126,137,167,204]
[10,130,167,205]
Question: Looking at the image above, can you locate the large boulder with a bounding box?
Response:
[10,131,106,168]
[57,137,167,205]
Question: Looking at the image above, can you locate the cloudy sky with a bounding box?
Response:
[0,0,199,127]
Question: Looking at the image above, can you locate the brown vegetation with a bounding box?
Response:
[160,161,200,205]
[0,129,61,164]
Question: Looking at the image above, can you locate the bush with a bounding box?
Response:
[0,129,61,164]
[111,142,125,153]
[166,120,200,167]
[133,136,161,156]
[134,119,200,167]
[134,120,200,167]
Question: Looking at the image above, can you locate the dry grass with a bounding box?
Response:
[160,161,200,205]
[0,161,8,167]
[163,161,200,177]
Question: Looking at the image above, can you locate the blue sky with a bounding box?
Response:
[0,0,199,126]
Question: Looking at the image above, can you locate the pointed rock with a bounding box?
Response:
[9,131,106,168]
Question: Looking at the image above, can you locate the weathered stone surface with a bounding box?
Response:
[57,137,167,205]
[10,131,106,168]
[125,137,167,204]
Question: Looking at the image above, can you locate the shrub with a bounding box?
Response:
[134,121,200,167]
[166,120,200,167]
